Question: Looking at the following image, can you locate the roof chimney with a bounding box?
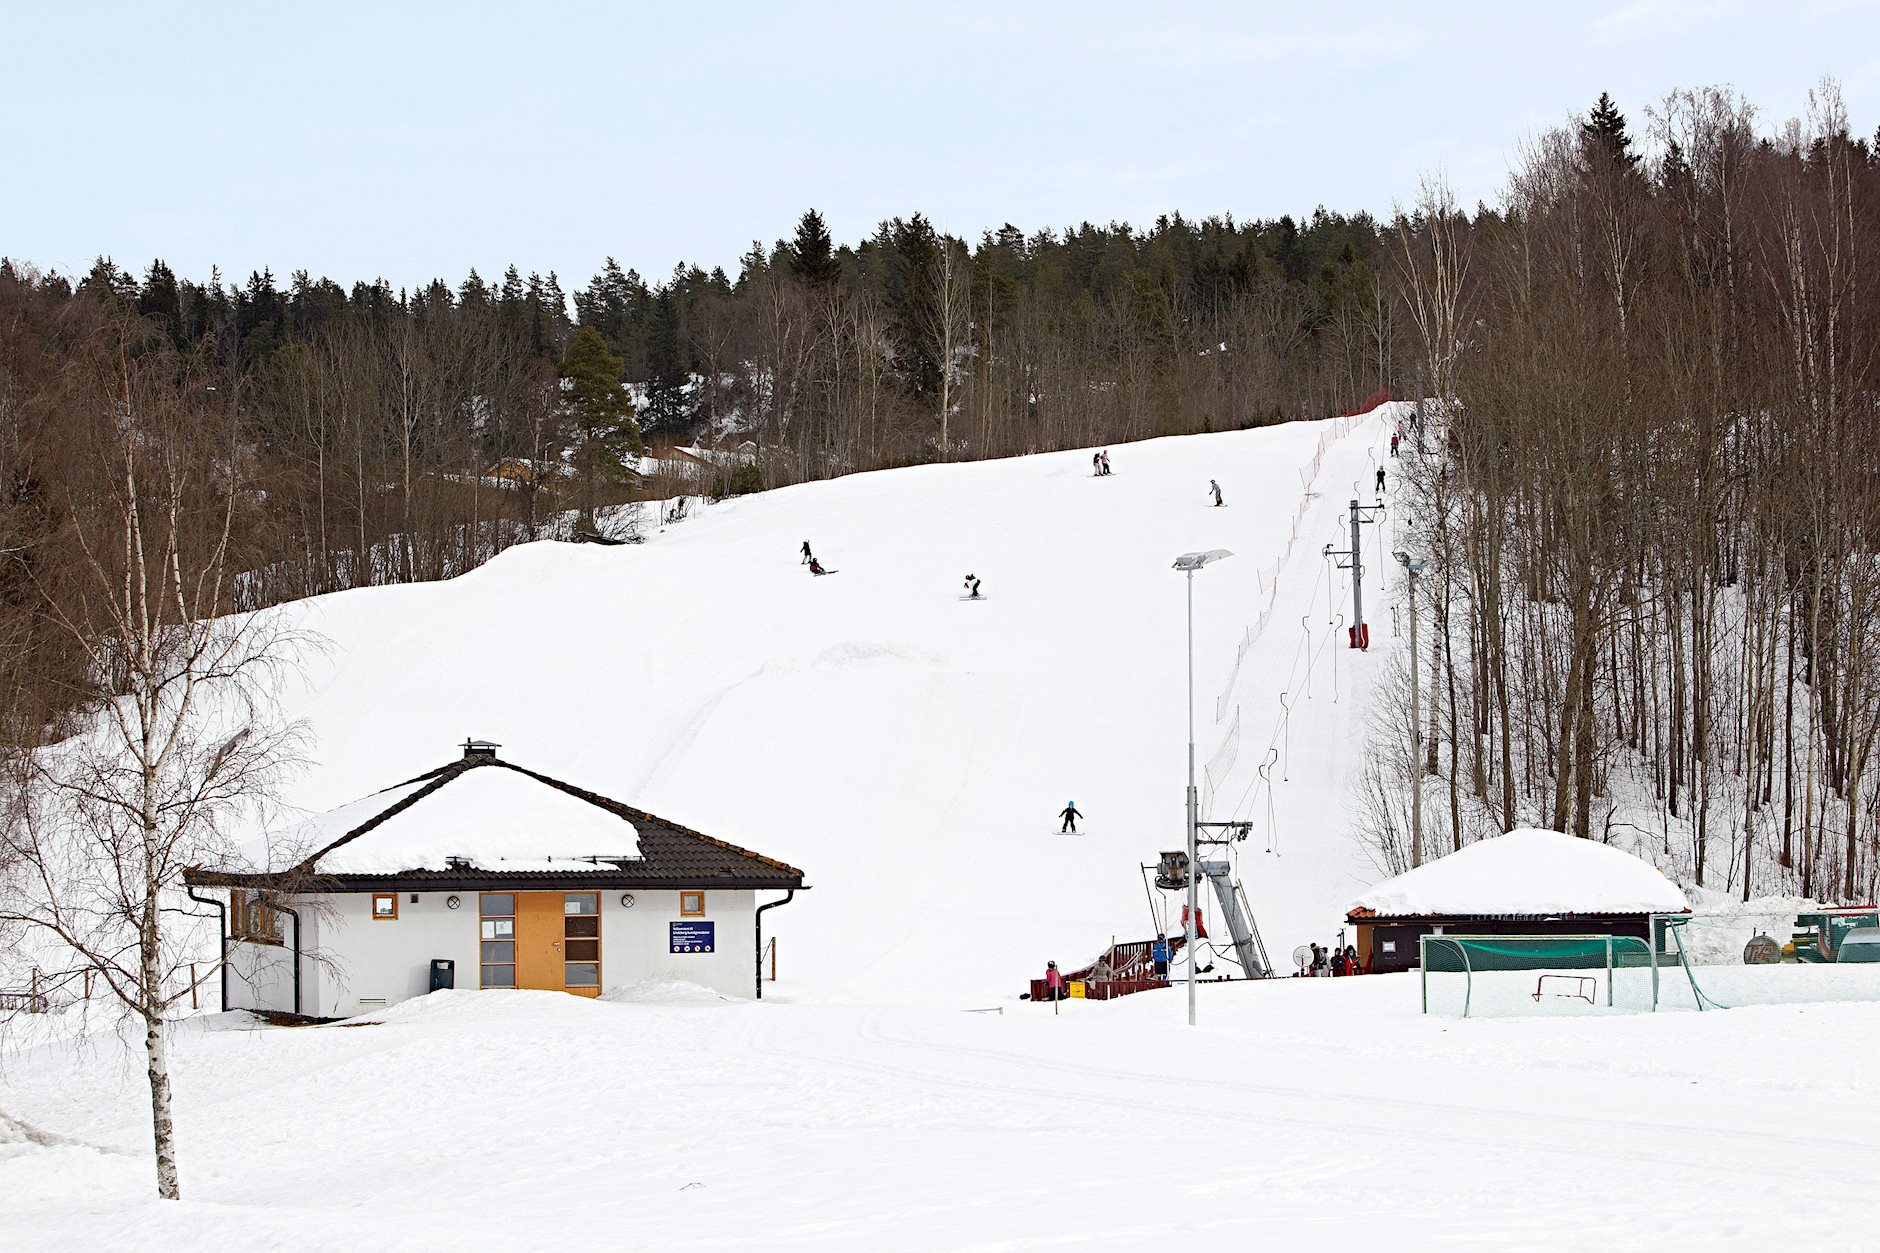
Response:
[462,739,501,760]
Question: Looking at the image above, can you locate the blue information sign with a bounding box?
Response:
[670,921,715,954]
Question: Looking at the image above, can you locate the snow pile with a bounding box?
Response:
[293,766,641,875]
[1349,828,1691,918]
[599,978,737,1005]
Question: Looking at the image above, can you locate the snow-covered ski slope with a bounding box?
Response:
[264,406,1404,998]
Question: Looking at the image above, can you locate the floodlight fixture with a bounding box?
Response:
[1172,549,1233,572]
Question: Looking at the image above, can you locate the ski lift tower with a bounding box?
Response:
[1324,500,1384,649]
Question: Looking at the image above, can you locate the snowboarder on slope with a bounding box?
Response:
[801,540,813,565]
[1059,800,1081,833]
[808,557,827,576]
[963,573,982,599]
[1209,479,1224,507]
[1375,467,1386,493]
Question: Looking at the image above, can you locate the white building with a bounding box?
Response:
[185,742,805,1017]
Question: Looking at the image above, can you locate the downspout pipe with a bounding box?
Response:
[184,885,229,1013]
[273,901,303,1017]
[754,889,797,1000]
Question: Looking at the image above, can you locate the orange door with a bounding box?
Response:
[514,892,566,992]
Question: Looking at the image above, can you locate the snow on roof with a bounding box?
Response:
[1347,829,1689,919]
[300,765,641,876]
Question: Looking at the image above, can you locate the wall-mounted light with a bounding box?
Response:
[446,895,461,910]
[620,893,635,908]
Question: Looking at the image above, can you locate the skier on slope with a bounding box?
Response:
[963,573,982,599]
[808,557,828,576]
[1059,800,1081,833]
[1209,479,1224,507]
[1100,450,1112,476]
[801,540,813,565]
[1092,451,1102,476]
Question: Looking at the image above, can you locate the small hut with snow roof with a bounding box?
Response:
[185,742,805,1016]
[1345,829,1689,974]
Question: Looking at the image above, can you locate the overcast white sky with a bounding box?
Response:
[4,1,1874,292]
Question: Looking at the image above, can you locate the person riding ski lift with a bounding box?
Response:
[1375,467,1386,493]
[1059,800,1081,833]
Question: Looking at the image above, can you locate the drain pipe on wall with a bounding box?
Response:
[274,901,303,1017]
[185,886,229,1012]
[754,889,797,1000]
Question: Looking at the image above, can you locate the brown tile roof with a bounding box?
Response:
[185,751,804,893]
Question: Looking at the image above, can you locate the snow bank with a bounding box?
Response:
[599,978,736,1005]
[1349,828,1690,918]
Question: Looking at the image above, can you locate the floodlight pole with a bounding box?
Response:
[1185,565,1198,1029]
[1396,552,1427,867]
[1173,549,1231,1027]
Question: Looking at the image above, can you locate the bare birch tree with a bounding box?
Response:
[0,324,301,1200]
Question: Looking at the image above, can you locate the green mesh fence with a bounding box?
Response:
[1421,934,1659,1018]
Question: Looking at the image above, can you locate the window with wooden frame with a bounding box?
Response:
[563,892,600,989]
[479,893,516,988]
[679,891,705,918]
[230,889,281,944]
[371,892,399,921]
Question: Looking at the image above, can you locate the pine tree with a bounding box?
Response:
[642,284,689,437]
[138,260,182,337]
[1581,91,1640,171]
[559,325,642,529]
[885,214,943,399]
[787,209,841,288]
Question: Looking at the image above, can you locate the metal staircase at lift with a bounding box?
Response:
[1195,859,1272,978]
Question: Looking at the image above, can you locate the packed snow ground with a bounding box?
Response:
[6,982,1880,1250]
[14,412,1876,1248]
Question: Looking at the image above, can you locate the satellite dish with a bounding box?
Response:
[1291,945,1311,973]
